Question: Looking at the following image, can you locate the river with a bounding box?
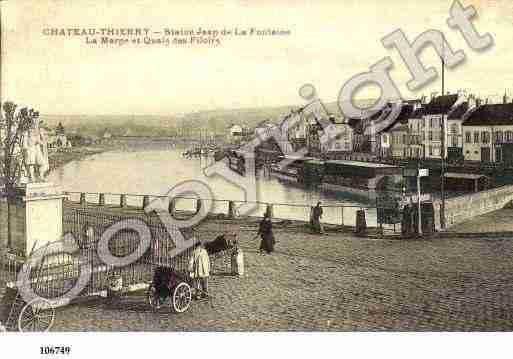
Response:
[48,143,378,226]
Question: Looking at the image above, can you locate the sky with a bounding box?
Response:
[1,0,513,115]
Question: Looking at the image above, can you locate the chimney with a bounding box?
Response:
[430,92,439,101]
[504,92,509,104]
[467,94,477,110]
[476,97,483,107]
[420,95,427,104]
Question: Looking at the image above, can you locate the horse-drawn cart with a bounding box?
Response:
[0,208,238,331]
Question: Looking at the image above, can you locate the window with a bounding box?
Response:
[474,132,479,143]
[482,131,490,144]
[403,134,407,144]
[465,132,471,143]
[495,131,503,143]
[506,131,513,142]
[450,124,458,134]
[429,146,433,156]
[429,131,433,141]
[451,136,458,147]
[383,135,388,144]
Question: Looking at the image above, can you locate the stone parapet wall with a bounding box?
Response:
[434,185,513,229]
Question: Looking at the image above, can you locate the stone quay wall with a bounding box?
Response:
[434,184,513,229]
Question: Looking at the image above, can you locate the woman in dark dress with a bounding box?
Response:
[258,212,275,254]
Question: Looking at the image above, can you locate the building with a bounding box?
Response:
[398,93,469,160]
[229,124,243,137]
[445,99,470,162]
[323,121,353,153]
[389,122,409,158]
[407,104,425,159]
[228,124,251,143]
[421,94,460,159]
[462,101,513,163]
[379,131,391,158]
[377,99,420,158]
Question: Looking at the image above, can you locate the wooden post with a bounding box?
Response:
[228,201,235,219]
[120,194,127,208]
[80,193,86,205]
[265,204,274,218]
[99,193,105,206]
[142,195,150,210]
[168,199,175,215]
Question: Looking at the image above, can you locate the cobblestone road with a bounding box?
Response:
[49,219,513,331]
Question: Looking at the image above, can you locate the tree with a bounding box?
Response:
[1,102,38,248]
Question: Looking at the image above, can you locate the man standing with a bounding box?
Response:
[257,212,275,254]
[312,201,324,234]
[188,239,210,299]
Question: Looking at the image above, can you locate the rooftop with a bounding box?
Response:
[423,94,459,115]
[448,102,469,120]
[389,123,409,132]
[462,103,513,126]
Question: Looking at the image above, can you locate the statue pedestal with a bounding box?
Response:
[0,183,65,257]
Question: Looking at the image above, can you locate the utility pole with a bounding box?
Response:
[440,35,447,230]
[417,162,422,235]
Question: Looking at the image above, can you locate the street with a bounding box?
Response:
[52,221,513,331]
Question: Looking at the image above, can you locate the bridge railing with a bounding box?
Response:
[64,191,401,233]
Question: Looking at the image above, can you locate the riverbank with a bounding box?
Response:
[48,146,111,172]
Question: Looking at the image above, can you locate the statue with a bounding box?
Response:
[20,117,49,183]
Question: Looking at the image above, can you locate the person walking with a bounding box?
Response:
[188,239,210,299]
[258,212,275,255]
[312,201,324,234]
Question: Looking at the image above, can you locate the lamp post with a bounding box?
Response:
[440,35,447,230]
[440,114,446,229]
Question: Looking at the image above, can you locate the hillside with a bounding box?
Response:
[40,100,374,137]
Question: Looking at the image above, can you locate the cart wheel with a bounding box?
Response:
[18,298,55,332]
[147,286,160,310]
[172,282,192,313]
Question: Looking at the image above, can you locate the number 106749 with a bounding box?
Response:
[40,346,71,355]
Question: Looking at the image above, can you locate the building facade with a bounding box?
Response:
[389,123,409,158]
[462,102,513,163]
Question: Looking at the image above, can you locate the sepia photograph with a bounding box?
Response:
[1,0,513,357]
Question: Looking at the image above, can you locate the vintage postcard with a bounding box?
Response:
[1,0,513,356]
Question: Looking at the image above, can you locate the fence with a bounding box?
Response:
[64,191,402,231]
[1,205,233,306]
